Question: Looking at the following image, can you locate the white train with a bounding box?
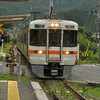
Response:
[17,19,78,78]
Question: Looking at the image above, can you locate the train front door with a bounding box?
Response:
[47,29,63,62]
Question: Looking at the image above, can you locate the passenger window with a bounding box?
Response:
[63,30,77,47]
[30,29,47,46]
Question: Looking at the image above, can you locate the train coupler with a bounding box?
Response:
[44,63,63,76]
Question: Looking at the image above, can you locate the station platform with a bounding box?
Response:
[0,81,48,100]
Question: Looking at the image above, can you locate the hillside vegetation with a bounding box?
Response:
[0,0,99,15]
[78,27,98,63]
[0,0,99,31]
[57,9,97,31]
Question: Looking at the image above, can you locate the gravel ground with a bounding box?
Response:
[70,65,100,82]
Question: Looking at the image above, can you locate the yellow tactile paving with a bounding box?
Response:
[0,80,7,82]
[8,81,20,100]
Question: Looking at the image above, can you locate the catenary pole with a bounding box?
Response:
[49,0,53,19]
[1,39,3,53]
[17,53,21,82]
[96,4,100,62]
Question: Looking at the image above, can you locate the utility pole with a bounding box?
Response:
[96,23,99,46]
[96,3,100,62]
[17,53,21,82]
[49,0,54,19]
[1,39,3,53]
[30,12,40,20]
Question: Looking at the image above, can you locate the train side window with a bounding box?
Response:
[63,30,77,47]
[30,29,47,46]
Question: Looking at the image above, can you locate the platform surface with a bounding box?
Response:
[0,81,37,100]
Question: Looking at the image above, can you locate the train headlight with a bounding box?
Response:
[55,23,60,27]
[50,23,55,27]
[66,51,69,55]
[38,50,43,54]
[50,23,60,27]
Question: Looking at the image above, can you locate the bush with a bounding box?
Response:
[85,53,98,63]
[0,56,6,62]
[78,27,98,63]
[22,68,25,76]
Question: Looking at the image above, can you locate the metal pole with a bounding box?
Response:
[99,30,100,62]
[97,6,100,62]
[49,0,53,19]
[17,53,21,82]
[30,12,40,20]
[1,39,3,53]
[95,3,100,62]
[11,44,14,74]
[96,23,98,46]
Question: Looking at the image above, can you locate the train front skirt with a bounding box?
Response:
[31,65,73,78]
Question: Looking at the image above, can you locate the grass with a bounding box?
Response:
[68,83,100,99]
[79,60,99,65]
[85,87,100,98]
[0,74,35,82]
[40,81,100,99]
[40,81,77,100]
[0,43,9,53]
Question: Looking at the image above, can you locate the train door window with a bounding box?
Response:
[63,30,77,47]
[30,29,47,46]
[49,29,61,47]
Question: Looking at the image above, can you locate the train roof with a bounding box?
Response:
[30,19,78,25]
[30,19,78,30]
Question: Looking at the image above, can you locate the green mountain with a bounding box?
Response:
[0,0,99,31]
[57,9,97,31]
[0,0,99,15]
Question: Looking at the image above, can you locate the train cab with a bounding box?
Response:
[28,19,78,78]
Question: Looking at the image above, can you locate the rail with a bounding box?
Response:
[42,80,59,100]
[67,80,100,85]
[64,82,87,100]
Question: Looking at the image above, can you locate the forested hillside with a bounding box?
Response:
[0,0,99,31]
[57,9,96,31]
[0,0,99,15]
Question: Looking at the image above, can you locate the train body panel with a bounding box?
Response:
[28,46,77,65]
[17,19,78,78]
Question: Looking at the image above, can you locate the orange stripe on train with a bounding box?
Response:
[28,50,77,55]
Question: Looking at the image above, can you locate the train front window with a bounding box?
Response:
[30,29,47,46]
[63,30,77,47]
[49,29,61,47]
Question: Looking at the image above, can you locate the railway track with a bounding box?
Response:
[22,61,89,100]
[40,80,87,100]
[19,54,90,100]
[63,81,87,100]
[19,57,89,100]
[42,80,59,100]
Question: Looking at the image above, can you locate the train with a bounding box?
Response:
[17,19,78,78]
